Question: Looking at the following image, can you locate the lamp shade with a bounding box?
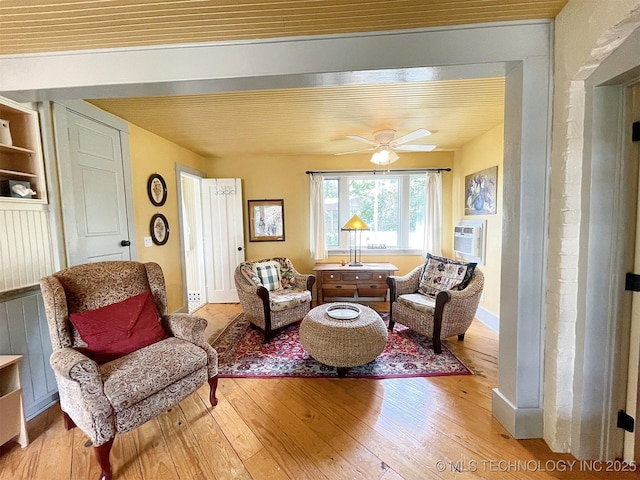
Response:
[370,147,399,165]
[341,214,369,231]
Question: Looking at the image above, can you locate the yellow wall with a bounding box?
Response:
[125,119,496,312]
[452,123,503,315]
[208,151,454,276]
[128,123,208,312]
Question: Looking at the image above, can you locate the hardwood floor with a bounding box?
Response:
[1,302,637,479]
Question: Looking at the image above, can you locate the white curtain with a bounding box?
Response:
[310,174,328,260]
[424,172,442,255]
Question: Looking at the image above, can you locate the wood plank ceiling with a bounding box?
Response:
[88,78,507,157]
[0,1,568,158]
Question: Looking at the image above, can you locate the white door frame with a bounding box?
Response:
[625,81,640,462]
[570,24,640,458]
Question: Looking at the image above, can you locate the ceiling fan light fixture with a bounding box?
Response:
[370,147,399,165]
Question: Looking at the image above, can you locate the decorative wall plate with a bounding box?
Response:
[150,213,169,245]
[147,173,167,206]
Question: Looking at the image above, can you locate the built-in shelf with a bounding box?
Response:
[0,143,35,155]
[0,355,29,448]
[0,98,46,202]
[0,98,57,421]
[0,168,37,178]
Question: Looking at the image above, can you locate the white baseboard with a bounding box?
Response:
[492,388,543,438]
[476,305,499,333]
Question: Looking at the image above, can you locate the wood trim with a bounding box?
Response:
[0,284,39,302]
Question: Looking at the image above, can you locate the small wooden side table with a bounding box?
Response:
[0,355,29,448]
[313,262,398,305]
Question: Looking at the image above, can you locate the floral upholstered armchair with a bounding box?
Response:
[234,257,315,342]
[40,261,218,480]
[387,254,484,354]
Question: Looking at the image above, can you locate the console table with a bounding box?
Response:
[313,263,398,305]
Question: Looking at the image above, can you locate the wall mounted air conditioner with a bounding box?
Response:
[454,220,485,264]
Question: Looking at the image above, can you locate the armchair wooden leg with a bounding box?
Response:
[458,333,465,341]
[258,288,272,344]
[62,411,76,430]
[208,375,219,407]
[433,293,446,355]
[433,336,442,354]
[263,329,272,343]
[95,438,114,480]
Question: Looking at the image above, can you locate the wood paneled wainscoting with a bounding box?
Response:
[0,287,58,421]
[0,302,636,480]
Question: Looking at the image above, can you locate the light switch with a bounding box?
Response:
[144,236,153,247]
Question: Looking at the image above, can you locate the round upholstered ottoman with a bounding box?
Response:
[299,303,388,377]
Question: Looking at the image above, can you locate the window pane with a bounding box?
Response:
[409,176,426,249]
[323,179,339,246]
[349,178,399,247]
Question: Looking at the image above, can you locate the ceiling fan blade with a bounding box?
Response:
[393,128,431,146]
[346,135,378,146]
[394,144,437,152]
[335,147,376,155]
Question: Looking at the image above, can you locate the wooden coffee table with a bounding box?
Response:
[299,303,388,377]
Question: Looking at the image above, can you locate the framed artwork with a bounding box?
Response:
[150,213,170,245]
[248,199,285,242]
[147,173,167,206]
[464,166,498,215]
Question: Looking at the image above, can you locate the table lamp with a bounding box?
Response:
[341,214,369,266]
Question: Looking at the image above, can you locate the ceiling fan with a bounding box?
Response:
[336,128,436,165]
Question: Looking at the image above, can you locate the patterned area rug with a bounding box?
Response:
[211,313,472,379]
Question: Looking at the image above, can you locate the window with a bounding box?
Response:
[324,178,339,247]
[323,173,428,252]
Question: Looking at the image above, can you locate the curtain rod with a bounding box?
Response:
[305,168,451,175]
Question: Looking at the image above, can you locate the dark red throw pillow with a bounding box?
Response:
[69,290,167,364]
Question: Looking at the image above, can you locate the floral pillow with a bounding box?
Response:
[240,263,262,286]
[274,257,297,288]
[417,254,477,298]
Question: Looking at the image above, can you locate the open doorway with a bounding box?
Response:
[177,168,207,313]
[176,171,246,310]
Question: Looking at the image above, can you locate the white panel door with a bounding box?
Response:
[201,178,245,302]
[58,109,132,264]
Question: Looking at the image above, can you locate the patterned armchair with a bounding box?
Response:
[387,255,484,354]
[40,261,218,480]
[234,257,315,342]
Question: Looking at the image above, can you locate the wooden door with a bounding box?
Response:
[54,105,133,265]
[201,178,245,302]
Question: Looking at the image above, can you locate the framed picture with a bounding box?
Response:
[464,166,498,215]
[147,173,167,206]
[150,213,170,245]
[248,199,285,242]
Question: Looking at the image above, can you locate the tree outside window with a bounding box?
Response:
[323,174,427,251]
[349,178,398,247]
